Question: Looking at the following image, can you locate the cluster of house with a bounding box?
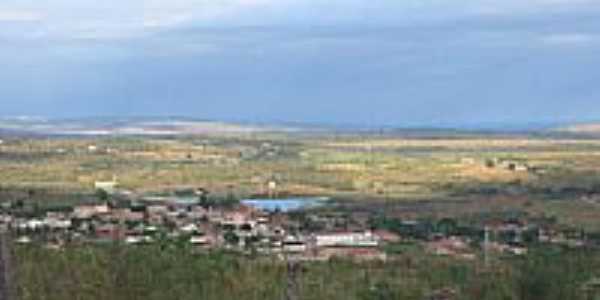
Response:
[1,187,595,263]
[422,216,591,260]
[0,196,398,262]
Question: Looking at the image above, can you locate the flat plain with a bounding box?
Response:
[3,132,600,229]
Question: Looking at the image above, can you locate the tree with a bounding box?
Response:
[95,188,109,202]
[12,199,24,210]
[224,231,240,246]
[223,185,240,208]
[197,188,214,209]
[27,188,36,199]
[437,218,458,237]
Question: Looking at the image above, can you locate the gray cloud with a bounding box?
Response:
[0,0,600,126]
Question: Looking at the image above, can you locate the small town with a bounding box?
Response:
[2,179,594,265]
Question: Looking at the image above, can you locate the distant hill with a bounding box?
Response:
[3,116,596,138]
[0,117,300,136]
[554,123,600,135]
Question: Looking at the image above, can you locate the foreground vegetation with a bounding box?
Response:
[13,243,600,300]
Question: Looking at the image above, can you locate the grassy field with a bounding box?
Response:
[2,133,600,231]
[5,133,600,230]
[2,134,600,199]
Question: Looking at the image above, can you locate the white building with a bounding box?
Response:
[44,217,72,230]
[95,176,119,194]
[180,223,199,234]
[314,231,379,248]
[283,236,308,253]
[190,236,209,245]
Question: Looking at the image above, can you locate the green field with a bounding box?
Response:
[3,135,600,197]
[3,134,600,227]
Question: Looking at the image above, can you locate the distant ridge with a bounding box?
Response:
[554,123,600,135]
[0,116,300,136]
[1,116,598,138]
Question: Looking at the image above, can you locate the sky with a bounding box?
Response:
[1,0,600,127]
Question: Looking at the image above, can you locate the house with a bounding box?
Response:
[95,224,124,240]
[125,235,144,245]
[314,231,379,248]
[497,160,529,172]
[190,235,211,246]
[427,237,474,259]
[16,236,32,244]
[44,214,72,230]
[112,208,144,223]
[486,242,528,256]
[0,214,13,225]
[507,245,528,255]
[180,223,199,234]
[373,230,401,243]
[188,206,208,220]
[18,219,45,231]
[126,235,153,244]
[221,205,256,226]
[282,236,307,253]
[144,205,168,223]
[73,204,110,219]
[146,205,169,215]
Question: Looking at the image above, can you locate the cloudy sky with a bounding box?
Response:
[1,0,599,127]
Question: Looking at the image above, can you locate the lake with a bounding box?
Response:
[143,195,329,212]
[241,197,329,212]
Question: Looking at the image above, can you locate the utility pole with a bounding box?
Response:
[284,258,301,300]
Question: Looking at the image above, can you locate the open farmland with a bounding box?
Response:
[2,134,600,202]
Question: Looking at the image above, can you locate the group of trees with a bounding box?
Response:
[369,216,482,241]
[171,187,240,209]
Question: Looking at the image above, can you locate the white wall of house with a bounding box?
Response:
[315,231,379,247]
